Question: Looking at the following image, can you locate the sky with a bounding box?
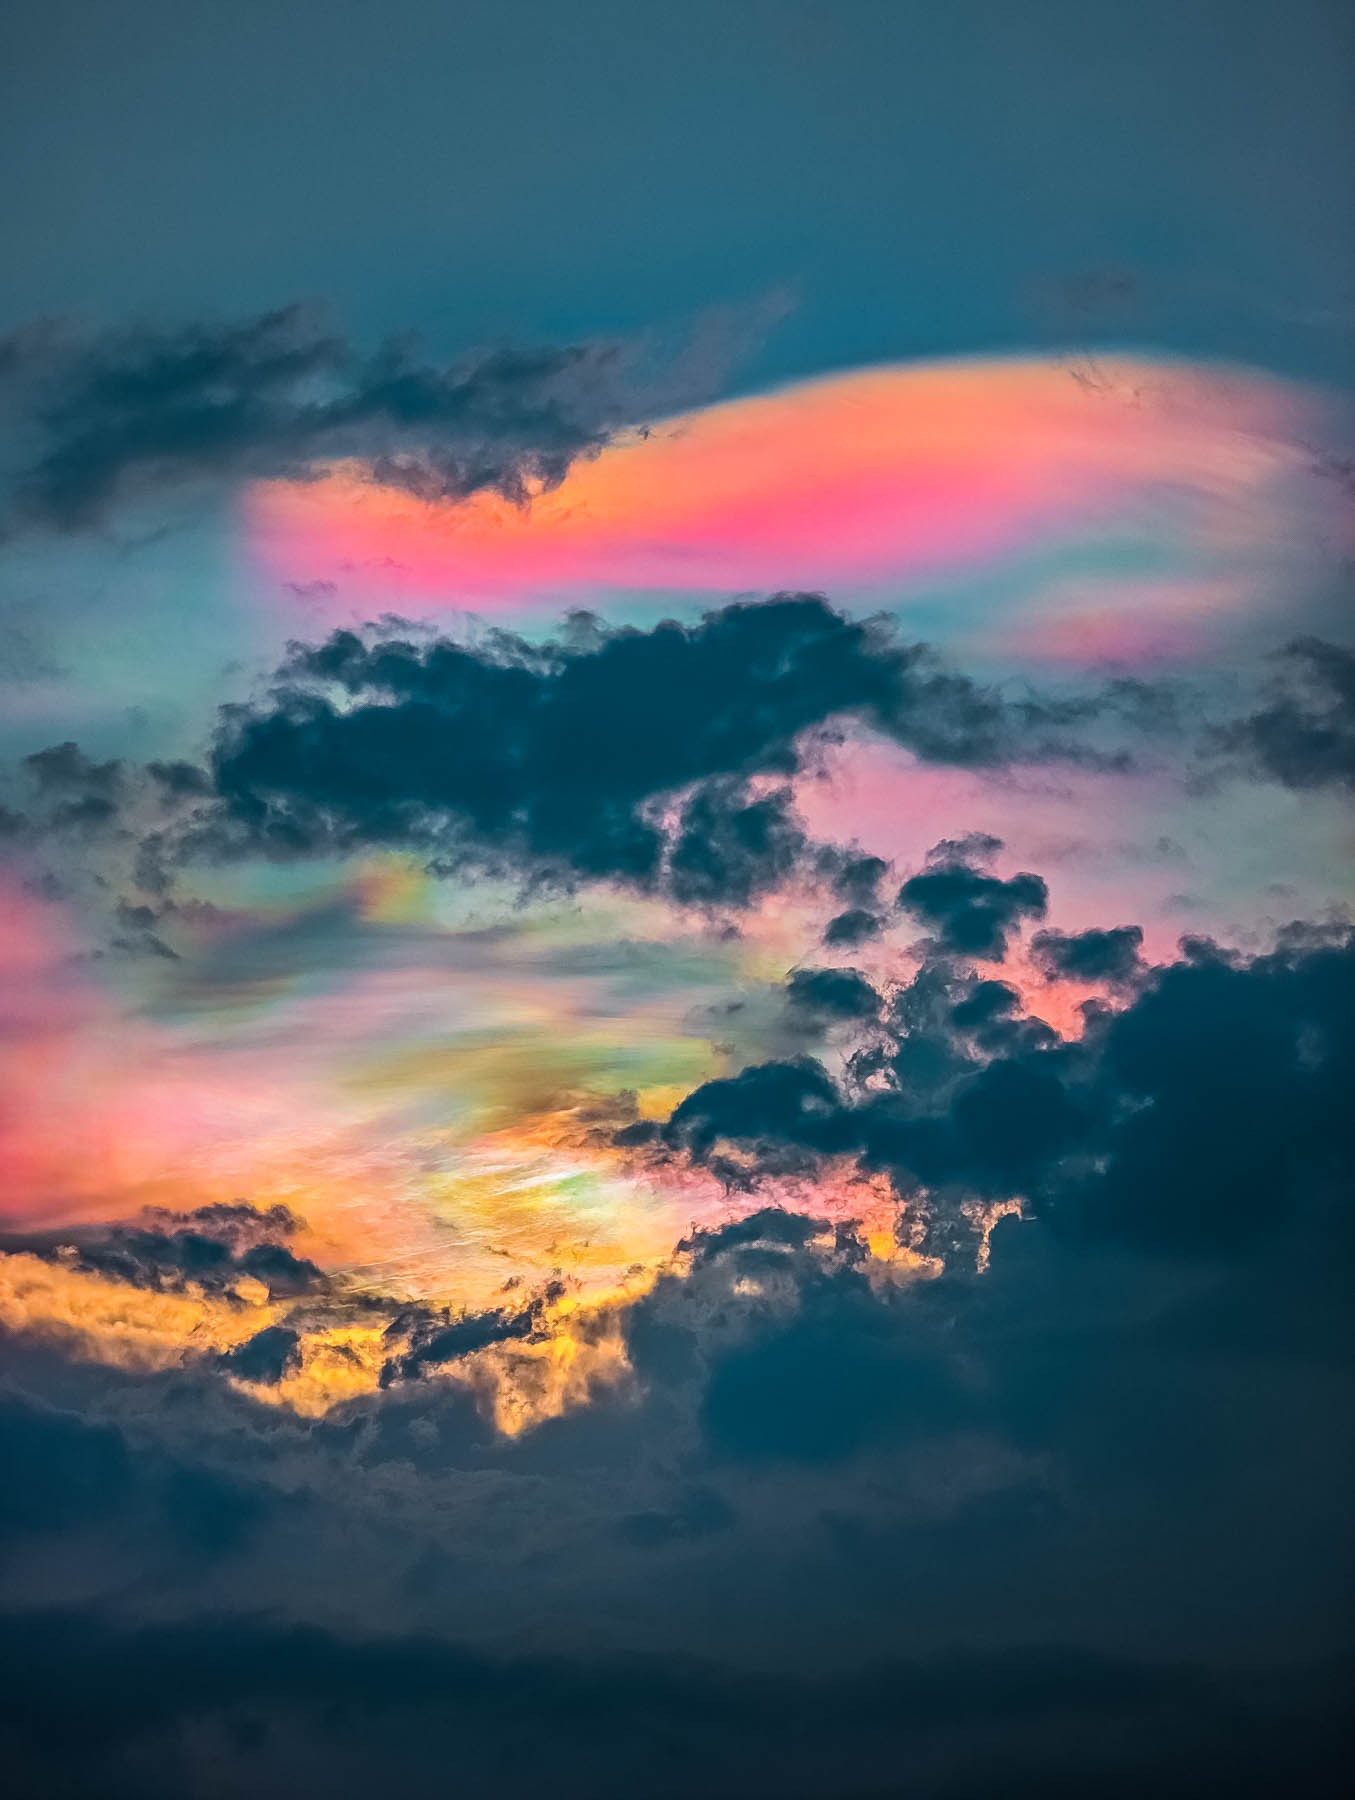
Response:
[0,4,1353,1796]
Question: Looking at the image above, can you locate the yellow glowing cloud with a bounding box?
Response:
[0,1253,277,1373]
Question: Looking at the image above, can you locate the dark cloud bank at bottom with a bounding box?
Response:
[1,1605,1348,1800]
[2,1203,1352,1800]
[2,1227,1351,1800]
[2,901,1353,1796]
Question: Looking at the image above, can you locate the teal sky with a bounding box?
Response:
[2,0,1351,388]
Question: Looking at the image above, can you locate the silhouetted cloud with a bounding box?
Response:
[3,960,1352,1796]
[830,852,889,905]
[216,1325,302,1385]
[0,305,650,535]
[0,1386,283,1563]
[667,779,806,908]
[822,906,885,947]
[163,598,1178,907]
[1029,924,1146,988]
[898,836,1048,959]
[1214,637,1355,791]
[642,922,1355,1259]
[2,1202,324,1299]
[786,966,881,1022]
[379,1301,541,1386]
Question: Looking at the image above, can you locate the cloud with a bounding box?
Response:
[897,836,1049,959]
[1029,924,1146,988]
[0,305,654,535]
[145,760,213,801]
[22,741,123,798]
[8,601,1306,938]
[786,967,882,1022]
[672,1223,961,1466]
[186,595,1002,898]
[666,779,808,908]
[1069,930,1355,1256]
[216,1325,302,1386]
[1214,636,1355,792]
[379,1301,543,1387]
[3,1203,324,1301]
[830,852,889,905]
[243,353,1340,633]
[2,1034,1351,1798]
[0,1390,132,1538]
[651,1058,845,1176]
[0,1382,283,1562]
[154,597,1184,909]
[822,906,885,947]
[19,740,125,832]
[5,1604,1348,1800]
[640,921,1355,1261]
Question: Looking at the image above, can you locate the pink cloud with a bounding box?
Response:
[244,354,1329,668]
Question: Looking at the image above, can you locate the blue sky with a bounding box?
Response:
[2,0,1351,385]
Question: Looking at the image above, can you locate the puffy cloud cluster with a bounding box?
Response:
[171,597,1196,908]
[199,597,994,891]
[897,833,1049,958]
[639,919,1355,1262]
[7,602,1347,942]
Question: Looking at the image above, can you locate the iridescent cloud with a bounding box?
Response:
[246,353,1343,665]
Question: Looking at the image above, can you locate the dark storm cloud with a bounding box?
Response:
[643,922,1355,1261]
[897,836,1049,959]
[1029,924,1146,988]
[822,906,885,947]
[1,1202,324,1300]
[0,304,648,534]
[1070,929,1355,1256]
[216,1326,302,1386]
[3,1203,1350,1799]
[171,596,1181,907]
[650,1213,964,1465]
[829,851,889,906]
[2,984,1351,1798]
[1214,636,1355,791]
[0,1391,133,1539]
[785,966,881,1022]
[6,1605,1349,1800]
[666,779,807,908]
[379,1300,542,1387]
[608,1170,1349,1522]
[0,1381,287,1566]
